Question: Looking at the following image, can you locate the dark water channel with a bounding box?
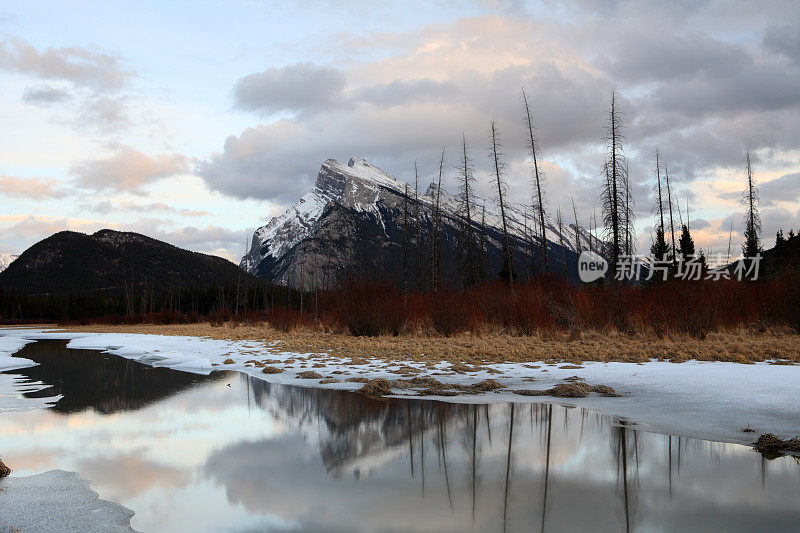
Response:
[1,340,798,532]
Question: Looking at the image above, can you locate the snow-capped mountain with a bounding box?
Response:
[0,253,18,273]
[242,157,600,288]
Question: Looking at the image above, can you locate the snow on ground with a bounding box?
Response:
[1,327,798,446]
[0,470,135,533]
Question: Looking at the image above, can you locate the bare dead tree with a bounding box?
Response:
[654,150,665,236]
[726,220,734,263]
[522,87,549,274]
[523,207,532,278]
[403,183,409,301]
[432,147,445,290]
[742,151,762,257]
[457,134,477,287]
[489,120,514,284]
[623,161,636,255]
[571,197,581,253]
[557,206,567,277]
[479,204,488,281]
[601,90,627,272]
[664,163,677,262]
[414,160,422,288]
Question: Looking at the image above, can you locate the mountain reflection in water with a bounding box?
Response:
[1,340,799,532]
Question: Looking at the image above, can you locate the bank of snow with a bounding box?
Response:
[0,470,135,533]
[1,327,798,446]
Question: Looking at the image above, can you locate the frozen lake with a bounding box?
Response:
[1,340,799,532]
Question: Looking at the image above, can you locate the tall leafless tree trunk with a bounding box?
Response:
[479,204,488,282]
[403,183,409,302]
[623,161,635,255]
[654,150,665,236]
[432,147,445,290]
[490,120,514,284]
[457,134,477,287]
[414,160,422,289]
[664,163,677,262]
[571,198,581,253]
[742,151,762,257]
[602,90,627,273]
[522,87,549,274]
[523,207,532,279]
[557,207,567,277]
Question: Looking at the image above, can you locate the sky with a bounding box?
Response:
[1,0,799,262]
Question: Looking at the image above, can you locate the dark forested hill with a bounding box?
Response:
[0,229,257,295]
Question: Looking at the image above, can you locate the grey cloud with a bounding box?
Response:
[122,219,248,260]
[22,84,72,104]
[598,31,746,84]
[763,24,800,64]
[233,62,346,114]
[70,146,191,193]
[649,62,800,118]
[0,37,131,91]
[358,79,459,106]
[760,172,800,205]
[202,61,613,203]
[760,206,800,242]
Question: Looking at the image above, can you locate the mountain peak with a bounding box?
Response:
[347,156,369,168]
[319,157,405,192]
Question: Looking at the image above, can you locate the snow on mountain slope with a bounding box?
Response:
[0,253,18,273]
[242,157,602,280]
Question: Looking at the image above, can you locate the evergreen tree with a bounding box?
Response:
[678,224,695,262]
[650,226,669,262]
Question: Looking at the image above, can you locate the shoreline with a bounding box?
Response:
[56,322,800,364]
[1,325,799,447]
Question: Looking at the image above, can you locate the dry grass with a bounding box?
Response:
[0,459,10,478]
[357,378,392,399]
[58,323,800,366]
[753,433,800,459]
[513,382,617,398]
[296,370,323,379]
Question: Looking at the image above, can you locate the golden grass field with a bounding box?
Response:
[58,323,800,366]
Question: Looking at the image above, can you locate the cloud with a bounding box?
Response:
[77,95,131,132]
[763,24,800,65]
[70,146,191,193]
[0,37,131,91]
[0,214,245,260]
[117,219,247,260]
[200,57,613,202]
[357,79,459,106]
[6,38,137,133]
[233,62,346,114]
[0,175,67,198]
[760,172,800,205]
[22,84,72,104]
[597,31,746,84]
[85,201,211,217]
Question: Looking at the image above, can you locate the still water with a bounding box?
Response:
[1,340,799,532]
